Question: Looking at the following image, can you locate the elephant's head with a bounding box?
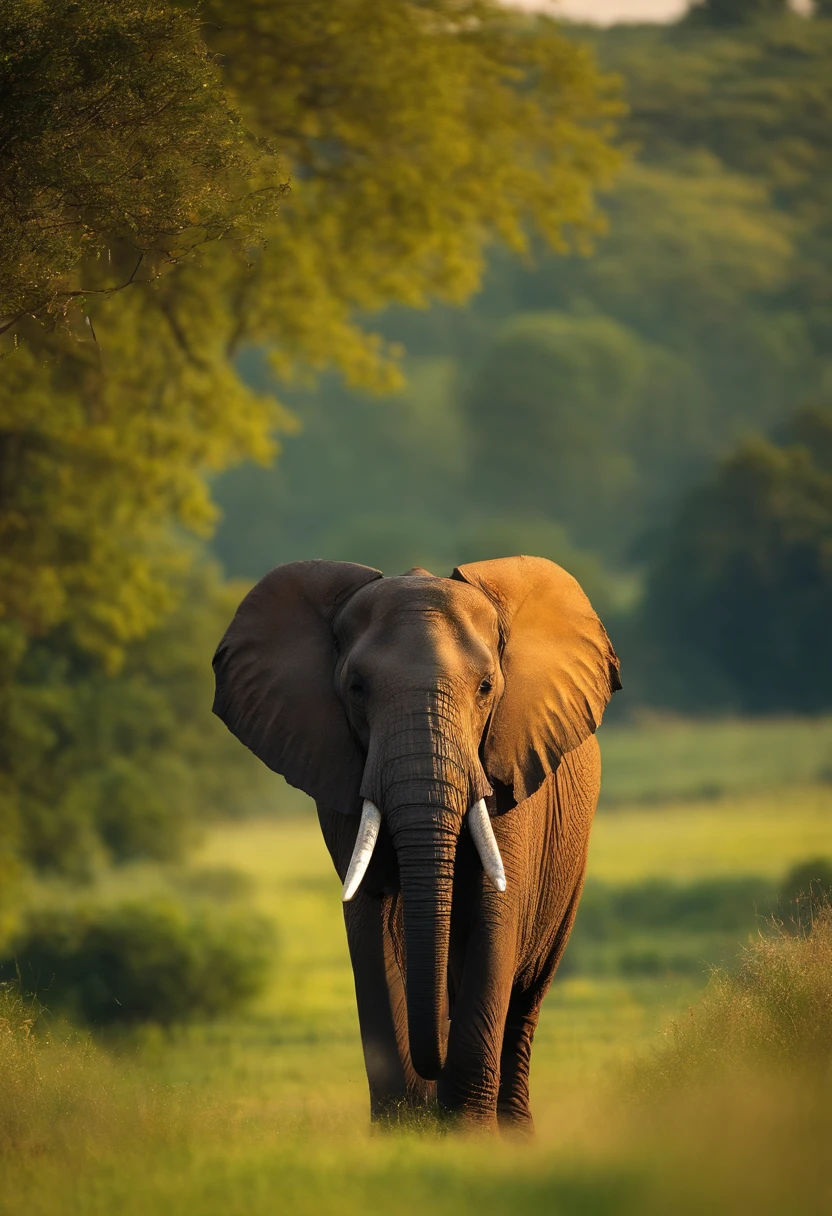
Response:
[212,557,620,1079]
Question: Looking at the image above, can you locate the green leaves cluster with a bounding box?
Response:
[0,565,274,882]
[194,0,621,386]
[0,0,280,328]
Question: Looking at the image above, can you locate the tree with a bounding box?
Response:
[472,159,805,527]
[461,311,691,555]
[0,561,274,885]
[641,407,832,713]
[600,15,832,244]
[0,0,280,331]
[195,0,622,385]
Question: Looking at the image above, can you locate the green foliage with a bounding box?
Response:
[608,14,832,225]
[214,355,625,612]
[641,406,832,712]
[0,563,274,879]
[196,0,620,385]
[3,896,274,1026]
[778,857,832,930]
[0,0,279,326]
[599,9,832,358]
[599,715,832,805]
[564,874,774,978]
[462,311,684,554]
[0,290,288,671]
[216,10,832,632]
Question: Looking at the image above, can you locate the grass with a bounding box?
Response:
[2,716,832,1214]
[599,715,832,805]
[588,784,832,882]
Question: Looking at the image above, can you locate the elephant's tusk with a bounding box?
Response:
[342,799,382,902]
[468,798,506,893]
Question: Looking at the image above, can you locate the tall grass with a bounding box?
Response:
[0,984,167,1162]
[640,903,832,1087]
[2,910,832,1215]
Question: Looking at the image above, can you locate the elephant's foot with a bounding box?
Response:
[437,1061,502,1132]
[497,1103,535,1139]
[442,1108,500,1135]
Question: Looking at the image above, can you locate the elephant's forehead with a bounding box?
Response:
[336,574,498,646]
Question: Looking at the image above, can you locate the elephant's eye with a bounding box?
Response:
[478,676,494,696]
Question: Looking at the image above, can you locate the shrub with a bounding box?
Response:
[778,857,832,931]
[638,903,832,1090]
[1,897,274,1027]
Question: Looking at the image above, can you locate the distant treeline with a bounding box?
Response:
[215,5,832,716]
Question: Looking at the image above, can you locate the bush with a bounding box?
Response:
[778,857,832,932]
[1,897,274,1027]
[639,903,832,1088]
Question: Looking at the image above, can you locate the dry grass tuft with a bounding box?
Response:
[637,901,832,1092]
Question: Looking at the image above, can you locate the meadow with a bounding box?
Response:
[2,716,831,1215]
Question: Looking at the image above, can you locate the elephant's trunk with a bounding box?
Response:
[360,692,489,1081]
[389,808,458,1080]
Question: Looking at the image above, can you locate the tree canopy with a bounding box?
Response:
[0,0,279,330]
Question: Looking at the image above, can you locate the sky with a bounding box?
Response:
[503,0,810,21]
[503,0,688,22]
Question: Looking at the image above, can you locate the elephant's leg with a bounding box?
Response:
[344,890,433,1122]
[496,990,540,1135]
[497,876,585,1135]
[438,924,516,1129]
[380,890,437,1114]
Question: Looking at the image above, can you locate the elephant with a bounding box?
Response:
[212,555,620,1132]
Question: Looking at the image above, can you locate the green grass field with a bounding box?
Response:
[2,717,832,1215]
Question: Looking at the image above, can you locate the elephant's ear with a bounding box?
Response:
[213,560,382,812]
[452,556,621,804]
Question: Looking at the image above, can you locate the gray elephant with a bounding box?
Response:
[213,556,620,1131]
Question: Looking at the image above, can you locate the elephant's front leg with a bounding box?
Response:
[344,890,434,1122]
[497,869,588,1135]
[496,989,540,1135]
[438,920,516,1129]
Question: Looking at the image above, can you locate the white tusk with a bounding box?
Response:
[342,799,382,902]
[468,798,506,893]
